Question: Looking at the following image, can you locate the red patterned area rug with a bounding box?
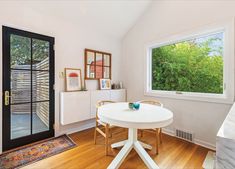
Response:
[0,135,76,169]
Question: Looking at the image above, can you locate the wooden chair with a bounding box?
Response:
[94,100,115,155]
[138,100,163,154]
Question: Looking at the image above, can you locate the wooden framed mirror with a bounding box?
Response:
[84,48,111,80]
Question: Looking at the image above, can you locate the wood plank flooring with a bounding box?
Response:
[23,128,210,169]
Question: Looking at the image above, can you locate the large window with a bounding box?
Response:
[145,24,235,103]
[152,32,224,94]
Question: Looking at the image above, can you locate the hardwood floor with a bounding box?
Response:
[23,128,210,169]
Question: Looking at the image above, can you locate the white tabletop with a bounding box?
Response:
[98,102,173,129]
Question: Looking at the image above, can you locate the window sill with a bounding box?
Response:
[144,90,234,104]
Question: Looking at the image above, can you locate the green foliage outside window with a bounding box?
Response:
[151,32,223,94]
[10,34,49,67]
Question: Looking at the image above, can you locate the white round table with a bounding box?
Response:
[98,102,173,169]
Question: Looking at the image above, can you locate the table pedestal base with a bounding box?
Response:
[111,140,152,150]
[108,128,159,169]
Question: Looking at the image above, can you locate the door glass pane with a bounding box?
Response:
[11,103,31,139]
[32,71,49,102]
[96,53,103,66]
[11,70,31,104]
[96,66,103,78]
[104,55,110,66]
[10,34,31,69]
[103,67,110,79]
[32,39,49,70]
[32,102,49,134]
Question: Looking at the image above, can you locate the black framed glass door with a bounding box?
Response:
[2,26,55,151]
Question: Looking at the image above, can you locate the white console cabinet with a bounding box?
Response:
[60,89,126,125]
[90,90,110,118]
[110,89,126,102]
[60,91,91,125]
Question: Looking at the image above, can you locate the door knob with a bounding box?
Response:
[4,91,11,106]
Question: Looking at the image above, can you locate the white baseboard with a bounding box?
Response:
[194,139,216,151]
[57,120,96,136]
[162,128,175,136]
[162,128,216,151]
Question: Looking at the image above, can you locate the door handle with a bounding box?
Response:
[5,91,11,106]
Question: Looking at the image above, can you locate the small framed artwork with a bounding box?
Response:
[99,79,111,90]
[65,68,82,92]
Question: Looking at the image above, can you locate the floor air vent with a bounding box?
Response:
[175,129,194,142]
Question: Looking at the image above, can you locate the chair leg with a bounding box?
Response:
[94,127,97,144]
[105,124,109,156]
[160,128,162,144]
[109,128,112,138]
[156,128,160,155]
[139,130,143,137]
[141,130,144,137]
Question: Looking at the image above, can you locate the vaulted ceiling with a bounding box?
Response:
[1,0,152,39]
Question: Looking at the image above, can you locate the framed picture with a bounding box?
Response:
[65,68,82,92]
[99,79,111,90]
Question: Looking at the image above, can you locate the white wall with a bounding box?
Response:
[1,0,234,153]
[0,3,122,153]
[122,0,235,149]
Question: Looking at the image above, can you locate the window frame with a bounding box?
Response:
[84,48,112,80]
[144,20,234,104]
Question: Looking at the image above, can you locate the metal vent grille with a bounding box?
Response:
[175,129,193,142]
